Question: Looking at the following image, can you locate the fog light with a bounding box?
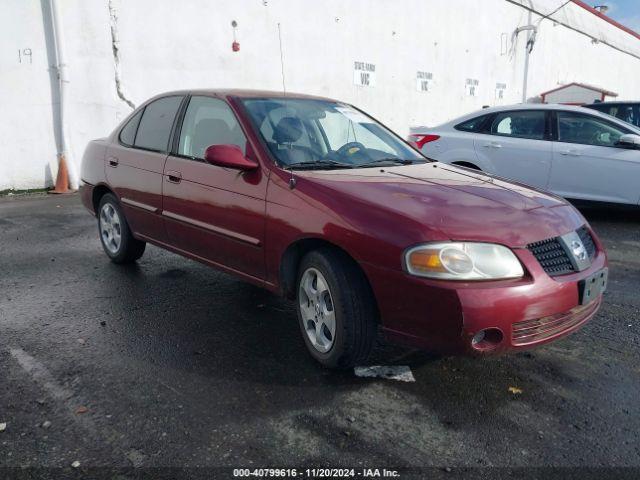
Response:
[470,328,503,351]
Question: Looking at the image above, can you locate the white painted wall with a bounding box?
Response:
[1,0,640,190]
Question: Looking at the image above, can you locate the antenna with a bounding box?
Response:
[277,23,286,96]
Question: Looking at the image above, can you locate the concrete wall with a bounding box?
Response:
[2,0,640,190]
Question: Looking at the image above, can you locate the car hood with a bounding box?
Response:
[297,163,585,247]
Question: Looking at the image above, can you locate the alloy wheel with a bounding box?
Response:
[99,203,122,254]
[299,267,337,353]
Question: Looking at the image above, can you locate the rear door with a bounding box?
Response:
[162,95,268,280]
[472,109,552,189]
[106,95,184,242]
[549,110,640,205]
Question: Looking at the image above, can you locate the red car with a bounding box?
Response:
[80,90,608,368]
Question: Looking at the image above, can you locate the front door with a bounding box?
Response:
[473,109,552,189]
[162,95,268,280]
[549,110,640,205]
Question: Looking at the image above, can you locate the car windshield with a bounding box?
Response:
[240,98,426,169]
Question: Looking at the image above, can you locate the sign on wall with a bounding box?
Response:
[465,78,479,97]
[17,48,33,64]
[354,61,376,87]
[416,71,433,92]
[495,82,507,99]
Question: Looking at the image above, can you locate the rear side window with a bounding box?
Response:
[489,110,545,140]
[119,110,143,146]
[134,96,183,152]
[455,115,489,132]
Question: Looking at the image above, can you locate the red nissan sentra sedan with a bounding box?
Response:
[80,90,608,368]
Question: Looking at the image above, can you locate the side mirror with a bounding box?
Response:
[616,134,640,149]
[204,144,259,170]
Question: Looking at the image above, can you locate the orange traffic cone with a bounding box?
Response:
[49,154,73,194]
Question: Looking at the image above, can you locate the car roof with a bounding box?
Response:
[456,103,602,115]
[150,88,338,102]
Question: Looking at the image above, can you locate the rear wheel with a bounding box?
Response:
[98,193,145,264]
[296,248,377,369]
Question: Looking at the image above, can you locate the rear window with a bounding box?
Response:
[134,96,183,152]
[455,114,489,132]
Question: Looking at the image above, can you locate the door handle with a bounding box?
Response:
[559,149,581,156]
[108,157,119,167]
[483,142,502,149]
[166,171,182,184]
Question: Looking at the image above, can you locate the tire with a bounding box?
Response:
[97,193,146,264]
[296,248,377,369]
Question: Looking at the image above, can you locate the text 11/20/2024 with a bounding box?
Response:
[233,468,400,478]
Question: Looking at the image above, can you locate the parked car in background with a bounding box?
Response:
[81,90,607,368]
[409,104,640,206]
[584,101,640,128]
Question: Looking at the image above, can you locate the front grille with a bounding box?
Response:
[577,226,596,260]
[527,225,597,276]
[512,299,600,346]
[527,237,575,276]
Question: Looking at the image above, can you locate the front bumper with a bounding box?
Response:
[362,245,607,355]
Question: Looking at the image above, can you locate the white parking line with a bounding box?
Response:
[354,365,415,382]
[8,346,133,464]
[9,347,74,401]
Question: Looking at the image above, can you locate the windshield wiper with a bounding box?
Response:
[354,158,426,168]
[284,159,351,170]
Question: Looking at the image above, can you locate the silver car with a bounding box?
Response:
[409,104,640,206]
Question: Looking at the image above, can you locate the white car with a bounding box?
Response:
[409,104,640,206]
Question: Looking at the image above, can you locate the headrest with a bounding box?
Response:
[272,117,303,144]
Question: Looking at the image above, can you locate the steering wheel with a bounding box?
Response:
[336,142,367,158]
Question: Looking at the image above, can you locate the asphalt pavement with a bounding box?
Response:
[1,194,639,479]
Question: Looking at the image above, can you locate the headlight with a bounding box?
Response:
[404,242,524,280]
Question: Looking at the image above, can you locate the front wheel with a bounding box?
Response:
[97,193,146,264]
[296,248,377,369]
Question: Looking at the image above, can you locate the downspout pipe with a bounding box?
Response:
[516,22,537,103]
[48,0,79,190]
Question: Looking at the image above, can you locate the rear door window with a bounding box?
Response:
[134,96,184,152]
[489,111,546,140]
